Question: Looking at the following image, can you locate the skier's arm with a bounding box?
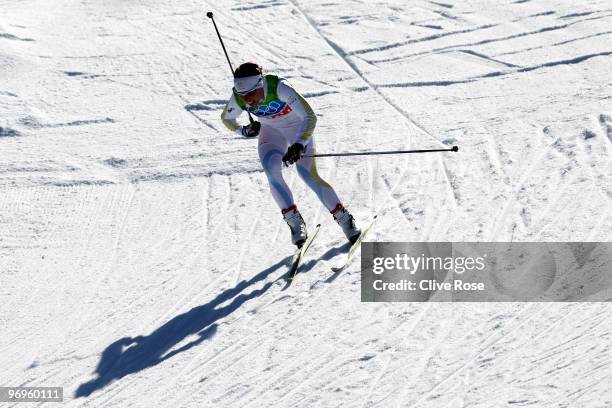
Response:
[220,94,244,134]
[277,80,317,145]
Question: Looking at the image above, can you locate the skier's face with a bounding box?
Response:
[242,86,264,107]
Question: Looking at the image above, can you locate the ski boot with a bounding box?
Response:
[331,203,361,244]
[282,205,307,248]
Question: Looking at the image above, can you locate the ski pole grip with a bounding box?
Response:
[206,11,213,18]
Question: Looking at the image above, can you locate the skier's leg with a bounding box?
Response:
[258,127,294,210]
[296,137,361,243]
[295,138,342,211]
[258,127,307,246]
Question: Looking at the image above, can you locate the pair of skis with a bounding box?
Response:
[285,216,377,285]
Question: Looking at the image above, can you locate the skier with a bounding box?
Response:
[220,62,361,248]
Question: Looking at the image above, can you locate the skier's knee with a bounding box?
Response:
[260,148,284,174]
[298,162,331,189]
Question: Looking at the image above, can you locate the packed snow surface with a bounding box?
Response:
[1,0,611,406]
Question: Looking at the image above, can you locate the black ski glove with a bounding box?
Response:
[241,121,261,138]
[283,142,306,166]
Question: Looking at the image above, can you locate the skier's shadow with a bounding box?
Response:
[300,241,350,274]
[75,256,290,398]
[296,241,352,285]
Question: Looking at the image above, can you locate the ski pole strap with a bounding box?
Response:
[305,146,459,158]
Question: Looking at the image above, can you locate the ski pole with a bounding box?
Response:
[206,11,255,125]
[306,146,459,158]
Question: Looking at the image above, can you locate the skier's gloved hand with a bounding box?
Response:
[283,142,305,166]
[241,121,261,138]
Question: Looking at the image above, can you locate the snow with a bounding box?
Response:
[1,0,611,406]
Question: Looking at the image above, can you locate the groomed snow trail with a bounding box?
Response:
[1,0,611,407]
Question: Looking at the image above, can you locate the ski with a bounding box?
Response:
[331,215,377,274]
[286,223,321,284]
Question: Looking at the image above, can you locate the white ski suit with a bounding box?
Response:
[221,74,342,213]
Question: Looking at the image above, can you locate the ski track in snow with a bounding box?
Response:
[1,0,611,407]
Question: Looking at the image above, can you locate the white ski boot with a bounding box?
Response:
[332,204,361,244]
[283,206,307,248]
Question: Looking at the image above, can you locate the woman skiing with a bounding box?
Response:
[221,62,361,248]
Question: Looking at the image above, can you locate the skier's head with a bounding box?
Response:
[234,62,262,79]
[234,62,264,106]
